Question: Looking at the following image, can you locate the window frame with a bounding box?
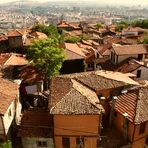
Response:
[62,137,70,148]
[139,122,146,135]
[76,137,84,148]
[137,69,141,78]
[36,141,47,147]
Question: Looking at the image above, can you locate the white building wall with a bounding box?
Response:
[117,54,138,63]
[132,66,148,80]
[22,137,54,148]
[122,31,138,36]
[2,101,15,134]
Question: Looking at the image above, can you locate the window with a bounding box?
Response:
[139,122,146,134]
[62,137,70,148]
[87,63,94,69]
[37,141,47,147]
[8,109,12,117]
[138,54,143,60]
[137,70,141,78]
[76,137,84,148]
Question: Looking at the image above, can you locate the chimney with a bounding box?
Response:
[100,96,105,105]
[109,96,118,127]
[123,113,128,142]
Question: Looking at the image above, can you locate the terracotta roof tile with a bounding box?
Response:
[0,53,28,66]
[49,71,138,114]
[112,44,147,55]
[115,87,148,124]
[30,32,48,39]
[0,78,19,114]
[97,44,112,55]
[65,43,86,58]
[7,30,22,37]
[122,27,145,33]
[18,109,52,137]
[113,58,141,73]
[50,79,104,115]
[0,35,8,41]
[17,66,43,84]
[0,54,11,65]
[65,49,84,60]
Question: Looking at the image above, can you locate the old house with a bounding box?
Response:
[49,70,139,148]
[113,86,148,148]
[7,30,23,52]
[57,21,81,31]
[85,44,111,71]
[18,109,53,148]
[0,35,9,52]
[113,58,148,80]
[0,53,28,79]
[49,75,104,148]
[60,43,86,74]
[110,44,148,64]
[122,27,145,36]
[0,78,21,142]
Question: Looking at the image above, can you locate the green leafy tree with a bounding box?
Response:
[64,36,81,43]
[115,21,129,32]
[80,33,91,41]
[0,140,12,148]
[115,24,127,32]
[138,35,148,44]
[95,23,103,29]
[131,19,148,29]
[26,38,65,89]
[32,24,64,43]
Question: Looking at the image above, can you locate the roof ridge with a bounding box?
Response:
[4,54,14,65]
[71,79,103,111]
[50,89,73,113]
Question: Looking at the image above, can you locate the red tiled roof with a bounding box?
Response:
[18,109,52,137]
[113,58,141,73]
[0,54,11,65]
[17,65,43,84]
[49,71,138,112]
[65,43,86,58]
[0,78,19,114]
[50,79,104,115]
[0,53,28,66]
[7,30,22,37]
[112,44,147,55]
[65,49,84,60]
[30,32,48,39]
[97,44,112,55]
[115,91,138,123]
[57,21,80,29]
[0,35,8,41]
[122,27,145,33]
[115,87,148,124]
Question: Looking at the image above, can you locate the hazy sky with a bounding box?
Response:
[0,0,147,6]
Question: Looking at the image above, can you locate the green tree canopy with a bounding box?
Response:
[138,35,148,44]
[95,23,103,29]
[115,21,129,32]
[32,24,64,42]
[64,36,81,43]
[131,19,148,29]
[0,140,12,148]
[26,38,65,78]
